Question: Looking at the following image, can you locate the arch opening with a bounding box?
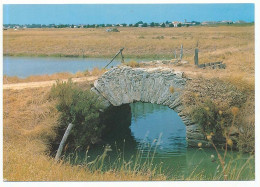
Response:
[130,102,187,154]
[92,66,207,147]
[100,102,187,156]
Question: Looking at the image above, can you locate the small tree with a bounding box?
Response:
[50,80,105,150]
[136,21,143,24]
[142,23,148,27]
[154,23,160,27]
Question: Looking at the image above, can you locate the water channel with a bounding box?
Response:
[3,56,123,78]
[66,102,254,180]
[3,56,254,180]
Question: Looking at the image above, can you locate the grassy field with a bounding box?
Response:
[3,83,254,181]
[3,26,254,59]
[3,25,255,79]
[3,25,255,181]
[3,85,166,181]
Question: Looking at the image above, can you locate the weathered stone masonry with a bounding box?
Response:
[91,66,209,147]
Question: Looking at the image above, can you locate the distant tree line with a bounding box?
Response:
[4,20,250,29]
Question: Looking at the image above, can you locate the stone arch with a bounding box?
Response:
[91,66,207,147]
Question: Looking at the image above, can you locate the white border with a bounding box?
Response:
[0,0,258,4]
[0,1,259,187]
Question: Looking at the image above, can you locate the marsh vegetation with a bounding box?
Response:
[3,25,255,181]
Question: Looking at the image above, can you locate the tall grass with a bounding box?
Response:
[64,135,165,180]
[62,135,254,181]
[123,60,140,68]
[3,86,254,181]
[3,85,167,181]
[181,76,254,153]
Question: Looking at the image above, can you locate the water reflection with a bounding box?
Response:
[68,102,254,179]
[130,102,187,156]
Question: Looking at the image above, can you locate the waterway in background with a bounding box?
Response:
[66,102,254,180]
[3,56,125,78]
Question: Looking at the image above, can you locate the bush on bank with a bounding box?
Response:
[50,79,105,150]
[181,77,254,153]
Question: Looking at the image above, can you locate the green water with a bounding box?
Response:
[66,102,254,180]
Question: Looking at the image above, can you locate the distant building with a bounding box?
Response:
[235,20,247,24]
[201,21,217,25]
[172,21,181,27]
[183,22,193,26]
[191,21,201,25]
[220,20,233,24]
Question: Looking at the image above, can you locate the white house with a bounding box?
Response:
[172,21,181,27]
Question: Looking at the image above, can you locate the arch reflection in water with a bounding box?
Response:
[98,102,188,177]
[130,102,187,157]
[69,102,254,179]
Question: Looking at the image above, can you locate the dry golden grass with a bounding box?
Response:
[123,60,140,68]
[4,87,254,181]
[180,77,255,153]
[3,86,168,181]
[3,26,254,60]
[3,25,255,88]
[3,25,255,181]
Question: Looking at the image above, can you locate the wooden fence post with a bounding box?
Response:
[180,44,183,60]
[194,48,199,66]
[120,50,124,63]
[55,123,74,161]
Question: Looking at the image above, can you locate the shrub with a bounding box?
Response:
[91,67,107,76]
[153,36,164,40]
[50,79,105,150]
[123,60,140,68]
[181,77,253,151]
[190,99,232,137]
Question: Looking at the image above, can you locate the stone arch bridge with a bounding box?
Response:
[91,66,207,147]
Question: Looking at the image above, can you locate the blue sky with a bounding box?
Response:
[3,4,254,24]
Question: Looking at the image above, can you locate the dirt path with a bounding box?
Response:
[3,76,98,90]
